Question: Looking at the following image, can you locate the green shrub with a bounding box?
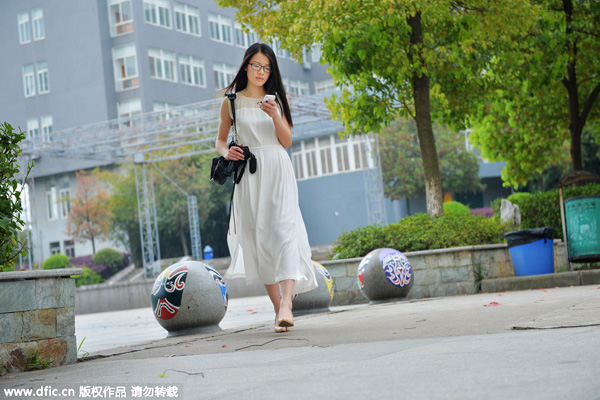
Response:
[331,213,510,259]
[72,267,103,287]
[494,183,600,240]
[443,201,470,216]
[42,254,70,270]
[93,248,124,273]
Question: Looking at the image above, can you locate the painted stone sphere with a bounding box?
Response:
[357,248,413,302]
[151,261,228,336]
[292,261,334,314]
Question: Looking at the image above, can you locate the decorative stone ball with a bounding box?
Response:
[292,261,334,314]
[357,248,413,303]
[151,261,228,336]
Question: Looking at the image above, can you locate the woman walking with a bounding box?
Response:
[215,43,317,333]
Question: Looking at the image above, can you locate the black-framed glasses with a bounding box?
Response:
[248,62,272,73]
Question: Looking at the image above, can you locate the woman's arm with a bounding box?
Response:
[216,97,245,161]
[260,97,292,148]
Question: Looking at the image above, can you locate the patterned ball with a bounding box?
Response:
[357,248,413,302]
[151,261,228,336]
[292,261,334,314]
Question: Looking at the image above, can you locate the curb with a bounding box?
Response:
[481,269,600,292]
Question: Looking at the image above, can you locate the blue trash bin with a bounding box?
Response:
[504,227,555,276]
[203,245,213,260]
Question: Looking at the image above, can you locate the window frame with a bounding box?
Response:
[46,185,58,221]
[208,13,233,44]
[18,11,31,44]
[112,43,139,91]
[36,61,50,94]
[213,62,236,90]
[108,0,134,37]
[23,64,36,97]
[144,0,172,29]
[179,55,206,87]
[59,188,71,219]
[174,2,200,36]
[27,117,39,141]
[41,115,53,143]
[31,8,45,41]
[149,48,177,82]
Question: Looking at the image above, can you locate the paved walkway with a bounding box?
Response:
[2,285,600,400]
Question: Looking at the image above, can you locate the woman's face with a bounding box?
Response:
[245,52,271,89]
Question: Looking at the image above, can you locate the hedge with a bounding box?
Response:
[331,212,510,259]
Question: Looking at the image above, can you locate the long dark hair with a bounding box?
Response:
[224,43,293,127]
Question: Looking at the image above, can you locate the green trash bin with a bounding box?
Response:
[564,194,600,262]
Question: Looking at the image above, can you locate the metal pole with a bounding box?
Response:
[559,186,571,271]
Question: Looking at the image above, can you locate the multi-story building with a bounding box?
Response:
[2,0,510,266]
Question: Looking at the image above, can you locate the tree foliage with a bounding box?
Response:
[467,0,600,187]
[65,170,112,255]
[380,118,483,200]
[218,0,535,215]
[0,122,33,271]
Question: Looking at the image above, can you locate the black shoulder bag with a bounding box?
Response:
[210,93,256,185]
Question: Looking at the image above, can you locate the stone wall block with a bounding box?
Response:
[0,312,24,343]
[334,276,357,292]
[346,263,359,277]
[38,337,72,366]
[56,307,75,337]
[429,284,446,298]
[416,269,441,285]
[0,280,37,313]
[327,264,348,278]
[35,278,76,309]
[0,341,38,372]
[441,266,473,283]
[408,255,426,271]
[407,285,429,300]
[22,309,57,341]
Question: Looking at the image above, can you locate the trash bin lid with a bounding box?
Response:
[504,227,555,248]
[560,170,600,187]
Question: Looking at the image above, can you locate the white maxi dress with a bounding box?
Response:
[224,93,318,295]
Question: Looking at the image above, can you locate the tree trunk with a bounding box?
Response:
[407,11,444,217]
[91,233,96,256]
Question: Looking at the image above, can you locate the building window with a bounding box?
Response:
[149,48,177,81]
[27,117,39,141]
[46,184,58,221]
[112,43,139,91]
[272,39,288,59]
[234,23,257,48]
[49,242,60,255]
[32,8,44,40]
[117,98,142,126]
[174,2,200,36]
[311,44,323,63]
[108,0,134,36]
[153,101,178,112]
[64,240,75,258]
[208,13,232,44]
[144,0,172,29]
[59,188,71,219]
[18,11,31,44]
[41,115,53,142]
[179,55,205,87]
[36,61,50,94]
[315,79,336,94]
[290,134,374,181]
[289,79,309,95]
[213,62,236,89]
[23,64,35,97]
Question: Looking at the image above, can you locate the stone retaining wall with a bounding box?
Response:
[0,268,82,373]
[323,242,567,306]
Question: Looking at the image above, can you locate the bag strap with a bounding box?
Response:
[226,93,237,144]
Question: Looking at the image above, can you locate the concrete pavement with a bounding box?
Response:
[2,285,600,399]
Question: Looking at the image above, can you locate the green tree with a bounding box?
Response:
[218,0,534,216]
[468,0,600,187]
[0,123,33,271]
[65,170,112,255]
[380,118,483,200]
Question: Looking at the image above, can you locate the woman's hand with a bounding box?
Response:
[259,99,280,120]
[226,145,245,161]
